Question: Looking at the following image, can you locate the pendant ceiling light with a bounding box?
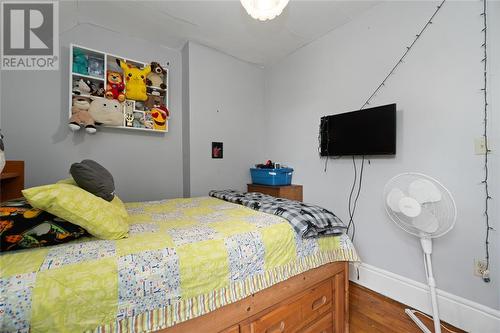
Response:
[240,0,290,21]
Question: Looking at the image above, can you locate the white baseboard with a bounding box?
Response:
[349,263,500,333]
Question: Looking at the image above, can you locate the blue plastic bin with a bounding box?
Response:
[250,168,294,186]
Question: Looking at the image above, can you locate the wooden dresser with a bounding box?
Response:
[162,262,348,333]
[247,184,303,202]
[240,277,334,333]
[1,161,24,202]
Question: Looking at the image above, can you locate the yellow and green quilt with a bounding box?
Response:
[0,197,359,333]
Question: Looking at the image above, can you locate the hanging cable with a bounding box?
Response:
[347,157,358,239]
[347,156,365,241]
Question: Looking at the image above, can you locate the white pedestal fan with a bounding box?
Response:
[384,173,457,333]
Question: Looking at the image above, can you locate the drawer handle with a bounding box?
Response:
[266,320,285,333]
[312,295,327,310]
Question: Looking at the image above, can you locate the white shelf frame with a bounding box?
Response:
[69,43,169,133]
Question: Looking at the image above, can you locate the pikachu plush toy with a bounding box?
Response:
[119,60,151,101]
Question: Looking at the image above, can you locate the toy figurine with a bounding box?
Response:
[125,112,134,127]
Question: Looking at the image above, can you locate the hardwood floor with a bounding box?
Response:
[349,282,466,333]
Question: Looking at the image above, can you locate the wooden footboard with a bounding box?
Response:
[160,261,349,333]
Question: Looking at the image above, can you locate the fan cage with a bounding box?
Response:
[383,172,457,238]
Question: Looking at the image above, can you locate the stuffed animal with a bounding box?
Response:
[146,86,166,96]
[150,105,169,131]
[72,79,104,97]
[144,94,164,110]
[119,60,151,101]
[69,96,96,134]
[93,83,105,97]
[146,62,166,89]
[72,48,88,75]
[72,78,92,95]
[144,112,154,129]
[88,98,123,126]
[133,112,146,128]
[105,70,125,102]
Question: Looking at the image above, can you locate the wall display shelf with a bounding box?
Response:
[69,44,169,134]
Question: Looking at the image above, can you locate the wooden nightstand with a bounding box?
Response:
[1,161,25,202]
[247,184,303,202]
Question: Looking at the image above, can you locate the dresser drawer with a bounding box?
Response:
[242,278,333,333]
[220,325,240,333]
[247,300,301,333]
[299,312,332,333]
[247,184,303,202]
[247,184,280,197]
[300,279,332,325]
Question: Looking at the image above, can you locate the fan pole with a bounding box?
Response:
[406,238,442,333]
[425,249,442,333]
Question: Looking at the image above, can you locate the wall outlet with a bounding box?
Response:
[474,137,487,155]
[474,259,488,277]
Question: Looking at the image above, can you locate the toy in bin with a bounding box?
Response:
[250,160,293,186]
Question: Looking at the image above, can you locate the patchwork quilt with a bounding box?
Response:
[210,190,347,238]
[0,197,359,333]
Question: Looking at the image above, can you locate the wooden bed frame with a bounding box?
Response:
[161,261,349,333]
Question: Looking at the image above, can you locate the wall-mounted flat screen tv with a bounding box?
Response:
[320,103,396,156]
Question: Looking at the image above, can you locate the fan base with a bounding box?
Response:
[405,308,441,333]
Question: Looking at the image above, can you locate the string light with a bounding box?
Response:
[321,1,448,243]
[360,0,446,110]
[480,0,491,283]
[345,0,447,241]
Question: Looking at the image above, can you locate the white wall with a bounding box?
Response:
[0,16,184,201]
[186,42,266,197]
[264,1,499,310]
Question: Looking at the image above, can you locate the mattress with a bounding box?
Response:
[0,197,359,333]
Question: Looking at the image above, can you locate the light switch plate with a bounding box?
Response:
[475,137,487,155]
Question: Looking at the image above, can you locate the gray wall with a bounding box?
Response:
[0,23,184,202]
[1,0,498,312]
[264,1,499,309]
[186,42,267,197]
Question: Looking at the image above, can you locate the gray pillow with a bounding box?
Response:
[70,160,115,201]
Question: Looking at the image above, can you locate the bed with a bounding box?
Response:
[0,196,358,333]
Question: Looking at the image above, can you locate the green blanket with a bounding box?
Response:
[0,197,359,333]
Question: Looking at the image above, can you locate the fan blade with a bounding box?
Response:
[398,197,422,218]
[387,188,405,212]
[408,178,442,204]
[412,209,439,233]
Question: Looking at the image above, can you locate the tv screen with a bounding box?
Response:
[320,103,396,156]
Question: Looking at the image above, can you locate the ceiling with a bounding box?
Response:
[66,1,380,66]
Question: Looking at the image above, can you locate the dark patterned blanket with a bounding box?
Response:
[209,190,347,238]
